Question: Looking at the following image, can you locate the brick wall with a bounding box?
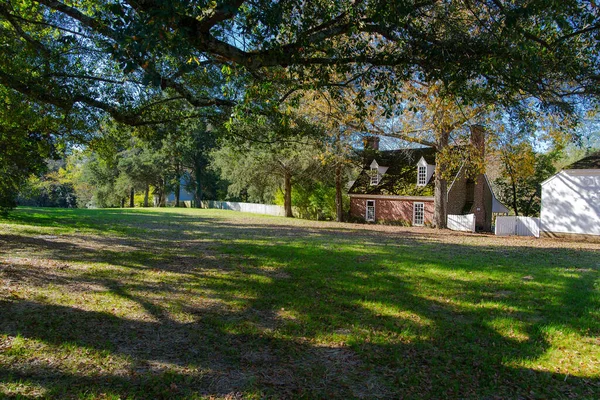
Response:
[447,171,468,215]
[350,198,367,220]
[350,197,434,225]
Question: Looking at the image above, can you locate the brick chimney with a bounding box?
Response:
[470,124,485,159]
[363,136,380,150]
[470,125,490,231]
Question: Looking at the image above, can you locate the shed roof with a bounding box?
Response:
[564,151,600,170]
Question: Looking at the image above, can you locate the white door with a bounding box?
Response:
[413,202,424,226]
[366,200,375,222]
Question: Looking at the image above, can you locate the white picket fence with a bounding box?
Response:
[448,214,476,232]
[200,200,285,217]
[495,216,540,237]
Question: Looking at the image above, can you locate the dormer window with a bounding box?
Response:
[370,166,380,185]
[370,159,384,186]
[416,156,433,186]
[417,165,427,186]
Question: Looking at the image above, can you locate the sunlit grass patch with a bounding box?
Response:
[0,379,49,398]
[1,334,131,379]
[487,317,530,342]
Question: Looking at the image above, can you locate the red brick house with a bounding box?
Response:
[348,130,508,231]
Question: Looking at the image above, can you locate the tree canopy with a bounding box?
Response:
[1,0,599,127]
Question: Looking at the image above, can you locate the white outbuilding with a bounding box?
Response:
[540,152,600,238]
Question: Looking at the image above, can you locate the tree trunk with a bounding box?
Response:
[434,174,448,229]
[143,185,149,207]
[129,187,134,208]
[335,164,343,222]
[511,178,519,216]
[433,130,449,229]
[175,180,181,207]
[284,171,293,218]
[194,163,203,208]
[524,189,538,217]
[158,178,166,207]
[162,182,167,206]
[120,197,125,208]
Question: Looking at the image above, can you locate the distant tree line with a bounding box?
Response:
[15,114,360,221]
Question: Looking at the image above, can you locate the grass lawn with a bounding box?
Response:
[0,207,598,399]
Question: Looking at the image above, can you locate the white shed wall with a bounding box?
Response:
[541,170,600,236]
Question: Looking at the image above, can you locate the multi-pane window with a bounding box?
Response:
[370,167,379,185]
[366,200,375,222]
[417,165,427,186]
[413,202,424,226]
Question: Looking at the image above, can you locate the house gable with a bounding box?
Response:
[541,166,600,236]
[542,151,600,187]
[540,152,600,236]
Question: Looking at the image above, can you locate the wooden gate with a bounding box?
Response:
[448,214,476,232]
[495,216,540,237]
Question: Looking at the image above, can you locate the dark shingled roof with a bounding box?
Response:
[565,151,600,170]
[349,147,437,196]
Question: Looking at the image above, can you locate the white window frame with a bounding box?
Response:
[413,202,425,226]
[366,200,375,222]
[370,167,380,185]
[417,165,427,186]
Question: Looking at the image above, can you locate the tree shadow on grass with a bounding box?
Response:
[0,209,599,398]
[0,266,597,398]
